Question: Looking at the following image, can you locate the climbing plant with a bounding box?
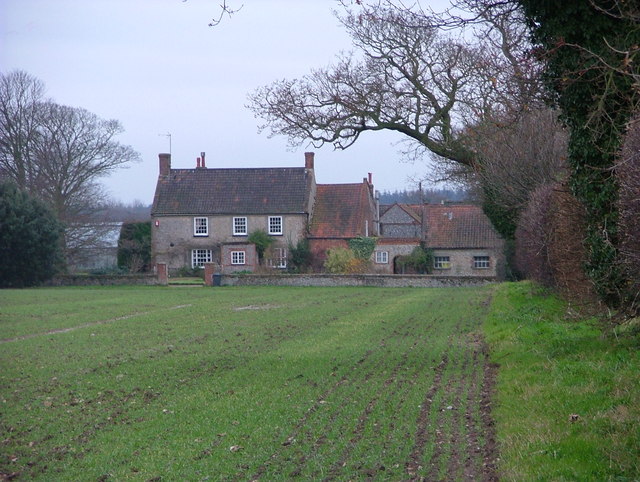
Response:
[517,0,640,307]
[348,236,376,260]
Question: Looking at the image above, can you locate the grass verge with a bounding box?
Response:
[484,282,639,480]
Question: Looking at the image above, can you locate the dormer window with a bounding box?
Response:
[233,217,248,236]
[194,217,208,236]
[268,216,283,235]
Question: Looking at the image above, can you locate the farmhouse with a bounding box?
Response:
[151,152,503,278]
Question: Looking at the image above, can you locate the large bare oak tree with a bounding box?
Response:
[0,70,140,264]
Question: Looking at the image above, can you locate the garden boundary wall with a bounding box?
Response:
[46,274,161,287]
[208,273,497,288]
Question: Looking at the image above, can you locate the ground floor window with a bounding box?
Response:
[375,251,389,264]
[231,250,246,265]
[473,256,490,269]
[434,256,451,269]
[268,247,287,269]
[192,249,212,268]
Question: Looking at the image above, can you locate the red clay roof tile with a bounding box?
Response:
[309,183,372,238]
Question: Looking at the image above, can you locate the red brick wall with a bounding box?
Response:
[221,244,257,273]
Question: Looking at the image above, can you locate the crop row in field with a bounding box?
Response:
[0,286,497,480]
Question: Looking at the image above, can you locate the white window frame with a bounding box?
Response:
[191,249,212,268]
[268,216,283,235]
[434,256,451,269]
[193,217,208,236]
[375,251,389,264]
[233,217,248,236]
[268,247,287,269]
[473,256,490,269]
[231,250,246,265]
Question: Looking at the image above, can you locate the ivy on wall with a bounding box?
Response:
[517,0,640,307]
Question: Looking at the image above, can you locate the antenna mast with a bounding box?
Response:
[158,132,172,155]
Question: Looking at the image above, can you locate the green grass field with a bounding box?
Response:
[1,283,638,481]
[1,285,497,480]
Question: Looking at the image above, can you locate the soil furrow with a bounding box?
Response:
[405,351,449,479]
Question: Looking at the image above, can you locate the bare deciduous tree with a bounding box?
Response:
[33,102,139,221]
[248,2,543,169]
[0,70,140,264]
[0,70,46,189]
[207,0,243,27]
[32,102,140,256]
[468,108,567,210]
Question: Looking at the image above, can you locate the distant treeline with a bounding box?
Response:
[98,201,151,222]
[378,188,471,205]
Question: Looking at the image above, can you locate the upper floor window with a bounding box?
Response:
[268,216,283,235]
[194,217,208,236]
[231,250,246,265]
[233,217,247,236]
[473,256,490,269]
[434,256,451,269]
[192,249,212,268]
[375,251,389,264]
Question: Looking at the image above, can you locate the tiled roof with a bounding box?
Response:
[151,167,311,215]
[397,204,423,223]
[423,205,503,249]
[309,183,372,238]
[379,203,422,223]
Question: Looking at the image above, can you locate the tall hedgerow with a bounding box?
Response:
[517,0,640,308]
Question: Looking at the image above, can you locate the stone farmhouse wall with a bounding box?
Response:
[379,206,421,238]
[430,248,503,277]
[370,242,416,274]
[152,213,307,273]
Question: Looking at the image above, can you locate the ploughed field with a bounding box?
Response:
[0,286,498,480]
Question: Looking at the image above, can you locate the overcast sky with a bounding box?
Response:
[1,0,447,204]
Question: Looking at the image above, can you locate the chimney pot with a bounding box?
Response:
[304,152,314,169]
[197,157,201,168]
[201,151,206,168]
[368,172,372,184]
[159,153,171,176]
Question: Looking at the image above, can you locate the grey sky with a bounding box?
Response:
[1,0,443,204]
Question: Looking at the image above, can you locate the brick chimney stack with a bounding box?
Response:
[305,152,315,169]
[159,153,171,176]
[201,152,206,168]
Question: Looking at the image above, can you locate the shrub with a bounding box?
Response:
[617,114,640,315]
[516,181,598,308]
[515,183,555,288]
[396,245,434,274]
[117,222,151,272]
[248,229,274,263]
[324,247,368,274]
[288,239,312,273]
[0,181,64,287]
